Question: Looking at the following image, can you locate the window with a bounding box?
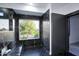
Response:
[0,19,9,31]
[0,12,4,16]
[19,19,40,40]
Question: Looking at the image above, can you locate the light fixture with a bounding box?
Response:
[29,3,33,5]
[0,12,4,16]
[23,5,38,12]
[27,3,34,6]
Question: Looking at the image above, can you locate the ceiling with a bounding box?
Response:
[0,3,79,16]
[0,3,50,16]
[51,3,79,15]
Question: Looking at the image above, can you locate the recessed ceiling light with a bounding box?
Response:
[24,5,37,12]
[29,3,33,5]
[27,3,34,6]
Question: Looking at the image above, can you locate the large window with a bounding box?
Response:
[0,19,9,31]
[0,19,15,31]
[19,19,40,40]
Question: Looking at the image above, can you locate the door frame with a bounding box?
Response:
[66,10,79,54]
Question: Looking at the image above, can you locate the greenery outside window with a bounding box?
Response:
[19,19,39,40]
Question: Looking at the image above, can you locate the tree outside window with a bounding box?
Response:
[19,20,39,40]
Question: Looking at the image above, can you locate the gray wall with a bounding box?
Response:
[69,15,79,44]
[52,13,67,55]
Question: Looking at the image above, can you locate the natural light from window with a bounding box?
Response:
[19,19,39,40]
[0,19,9,31]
